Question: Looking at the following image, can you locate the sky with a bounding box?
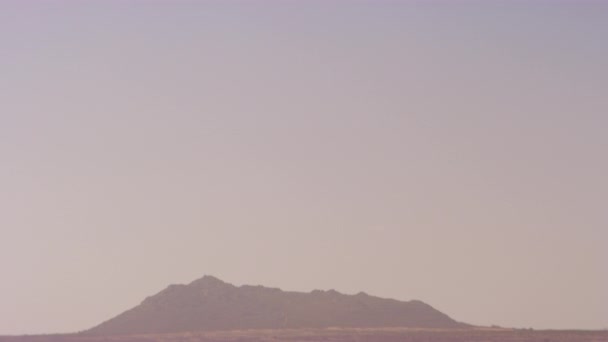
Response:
[1,0,607,335]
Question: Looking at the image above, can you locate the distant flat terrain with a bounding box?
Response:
[2,328,607,342]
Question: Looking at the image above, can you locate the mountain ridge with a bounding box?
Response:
[86,275,468,335]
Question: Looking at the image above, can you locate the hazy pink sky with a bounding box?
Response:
[1,0,607,335]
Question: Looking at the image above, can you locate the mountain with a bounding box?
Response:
[86,275,467,335]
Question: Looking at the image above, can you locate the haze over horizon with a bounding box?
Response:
[1,0,607,335]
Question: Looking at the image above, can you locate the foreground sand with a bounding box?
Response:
[2,328,607,342]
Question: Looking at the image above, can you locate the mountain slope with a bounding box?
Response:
[86,275,467,335]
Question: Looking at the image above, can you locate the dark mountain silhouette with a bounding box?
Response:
[86,275,468,335]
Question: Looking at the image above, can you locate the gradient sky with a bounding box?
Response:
[1,0,607,335]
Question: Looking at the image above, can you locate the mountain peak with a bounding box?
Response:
[190,275,228,287]
[87,276,468,335]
